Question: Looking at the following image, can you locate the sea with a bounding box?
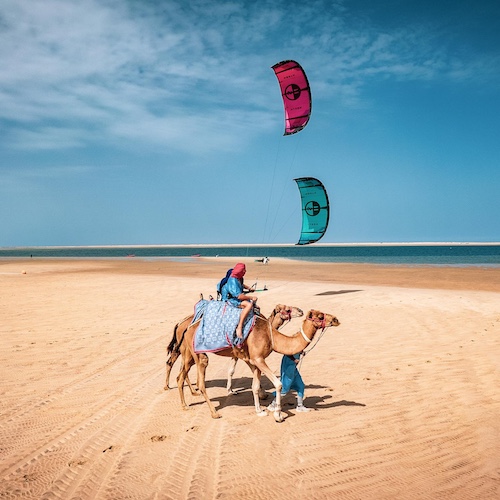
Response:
[1,244,500,267]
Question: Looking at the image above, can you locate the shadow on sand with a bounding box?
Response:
[315,289,363,296]
[182,377,366,415]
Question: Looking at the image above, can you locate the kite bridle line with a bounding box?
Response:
[267,133,302,246]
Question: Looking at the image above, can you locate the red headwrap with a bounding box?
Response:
[231,263,246,279]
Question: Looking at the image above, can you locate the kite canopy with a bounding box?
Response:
[294,177,329,245]
[272,60,312,135]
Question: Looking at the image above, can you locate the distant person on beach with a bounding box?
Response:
[222,263,257,339]
[263,256,269,265]
[267,352,311,413]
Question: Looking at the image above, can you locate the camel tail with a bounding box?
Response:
[167,324,180,354]
[177,328,188,352]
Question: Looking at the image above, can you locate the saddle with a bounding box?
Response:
[192,299,255,353]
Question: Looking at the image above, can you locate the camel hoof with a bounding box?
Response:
[211,412,221,419]
[256,410,268,417]
[273,411,284,423]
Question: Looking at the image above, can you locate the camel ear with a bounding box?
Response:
[307,311,314,319]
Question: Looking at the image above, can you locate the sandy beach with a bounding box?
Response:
[1,257,499,499]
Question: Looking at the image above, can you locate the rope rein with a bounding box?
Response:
[298,316,328,370]
[269,320,274,350]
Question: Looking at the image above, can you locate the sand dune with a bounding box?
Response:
[1,258,499,499]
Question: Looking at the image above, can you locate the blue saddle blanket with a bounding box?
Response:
[192,300,255,353]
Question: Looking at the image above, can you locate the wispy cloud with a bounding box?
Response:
[0,0,494,154]
[0,163,93,195]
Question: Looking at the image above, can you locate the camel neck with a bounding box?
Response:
[271,321,316,356]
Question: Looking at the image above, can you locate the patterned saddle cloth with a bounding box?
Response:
[192,299,255,353]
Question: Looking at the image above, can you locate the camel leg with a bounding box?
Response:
[226,357,238,394]
[168,346,201,395]
[176,363,201,396]
[195,353,221,419]
[186,375,200,396]
[176,351,195,411]
[250,367,267,417]
[252,357,284,423]
[242,360,267,399]
[164,350,179,390]
[178,344,202,396]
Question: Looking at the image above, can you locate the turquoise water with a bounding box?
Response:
[1,244,499,267]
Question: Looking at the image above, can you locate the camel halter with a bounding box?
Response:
[269,320,274,350]
[302,322,328,359]
[279,308,292,325]
[300,315,329,357]
[299,327,313,343]
[300,315,326,343]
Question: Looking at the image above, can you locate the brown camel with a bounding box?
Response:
[177,309,340,422]
[164,304,303,394]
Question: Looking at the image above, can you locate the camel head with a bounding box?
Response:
[306,309,340,329]
[274,304,304,322]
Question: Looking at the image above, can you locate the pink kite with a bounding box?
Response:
[271,60,312,135]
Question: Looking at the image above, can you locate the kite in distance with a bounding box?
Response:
[294,177,329,245]
[272,60,312,135]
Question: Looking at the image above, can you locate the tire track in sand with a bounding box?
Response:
[40,373,166,500]
[0,363,164,499]
[1,329,165,424]
[153,410,225,500]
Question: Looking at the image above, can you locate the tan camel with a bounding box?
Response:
[164,304,303,394]
[225,305,303,394]
[177,309,340,422]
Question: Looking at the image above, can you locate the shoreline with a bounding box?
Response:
[2,257,500,292]
[1,241,500,250]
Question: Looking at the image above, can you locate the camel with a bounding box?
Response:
[225,305,304,394]
[164,304,304,394]
[177,309,340,422]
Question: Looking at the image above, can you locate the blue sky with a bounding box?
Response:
[1,0,499,246]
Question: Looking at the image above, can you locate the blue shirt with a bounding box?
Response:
[222,276,243,306]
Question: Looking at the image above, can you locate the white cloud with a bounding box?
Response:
[0,0,494,154]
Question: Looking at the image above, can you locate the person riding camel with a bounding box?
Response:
[222,263,257,339]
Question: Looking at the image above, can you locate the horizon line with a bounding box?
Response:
[2,241,500,250]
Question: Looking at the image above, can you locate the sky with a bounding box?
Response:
[1,0,499,247]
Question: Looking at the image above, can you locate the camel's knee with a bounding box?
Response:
[167,352,179,366]
[176,371,185,385]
